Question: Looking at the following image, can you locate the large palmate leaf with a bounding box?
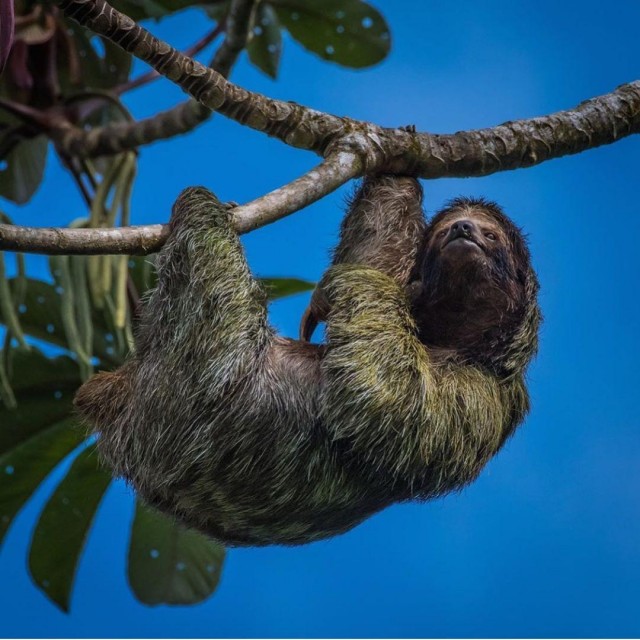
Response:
[128,501,226,606]
[28,445,111,612]
[272,0,390,68]
[60,21,132,93]
[0,348,85,547]
[6,277,119,365]
[0,419,85,548]
[0,269,310,609]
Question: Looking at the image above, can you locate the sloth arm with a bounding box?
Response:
[320,263,512,495]
[302,175,426,341]
[77,187,318,488]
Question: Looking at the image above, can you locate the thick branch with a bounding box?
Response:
[113,22,225,95]
[55,0,346,157]
[3,81,640,255]
[401,81,640,177]
[55,0,640,176]
[0,153,361,255]
[0,224,168,255]
[55,0,254,158]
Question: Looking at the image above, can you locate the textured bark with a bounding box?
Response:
[54,0,254,158]
[402,82,640,176]
[0,223,168,255]
[55,0,640,172]
[55,0,347,156]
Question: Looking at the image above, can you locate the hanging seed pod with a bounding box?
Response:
[0,252,28,349]
[112,153,136,330]
[70,254,94,374]
[49,255,93,380]
[88,153,132,309]
[113,255,128,329]
[0,354,17,409]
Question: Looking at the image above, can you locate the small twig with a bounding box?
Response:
[0,97,61,130]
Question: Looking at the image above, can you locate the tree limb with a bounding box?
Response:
[0,152,361,255]
[54,0,254,158]
[54,0,640,176]
[113,21,225,95]
[5,0,640,256]
[402,82,640,177]
[55,0,346,156]
[3,79,640,255]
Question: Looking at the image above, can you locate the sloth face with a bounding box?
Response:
[421,207,519,297]
[413,199,532,367]
[428,210,511,271]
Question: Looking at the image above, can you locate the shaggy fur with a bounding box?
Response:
[74,176,540,546]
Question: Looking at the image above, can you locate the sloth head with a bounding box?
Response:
[413,197,540,375]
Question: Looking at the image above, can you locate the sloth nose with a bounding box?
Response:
[450,219,476,237]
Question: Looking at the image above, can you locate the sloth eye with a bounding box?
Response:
[437,230,447,238]
[484,232,497,241]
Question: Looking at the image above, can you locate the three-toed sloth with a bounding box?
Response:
[75,176,540,546]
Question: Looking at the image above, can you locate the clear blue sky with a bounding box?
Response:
[2,0,640,636]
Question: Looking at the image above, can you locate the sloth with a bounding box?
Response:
[74,176,540,546]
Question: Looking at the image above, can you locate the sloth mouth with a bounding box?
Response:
[444,236,483,251]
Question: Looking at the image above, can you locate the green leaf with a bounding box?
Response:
[247,3,283,79]
[102,38,133,88]
[0,347,86,547]
[0,134,48,204]
[272,0,390,68]
[59,21,132,95]
[29,445,111,612]
[0,350,82,455]
[261,277,315,300]
[128,501,226,606]
[203,0,229,22]
[0,418,86,547]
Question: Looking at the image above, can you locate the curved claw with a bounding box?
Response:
[300,304,319,342]
[299,287,331,342]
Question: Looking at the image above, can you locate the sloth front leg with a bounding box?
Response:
[301,175,426,341]
[320,264,508,496]
[76,187,275,491]
[133,186,272,387]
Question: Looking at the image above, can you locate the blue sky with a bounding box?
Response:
[2,0,640,636]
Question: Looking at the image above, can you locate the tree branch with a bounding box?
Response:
[3,79,640,255]
[55,0,346,157]
[6,0,640,256]
[54,0,254,158]
[54,0,640,176]
[402,82,640,177]
[0,152,361,255]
